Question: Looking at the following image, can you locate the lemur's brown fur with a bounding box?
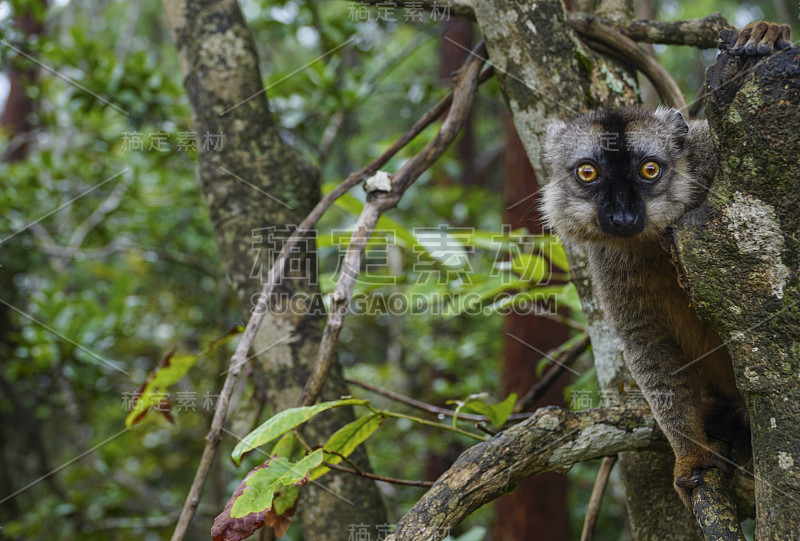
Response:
[540,20,790,507]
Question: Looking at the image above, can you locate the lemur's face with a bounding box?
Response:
[541,107,698,245]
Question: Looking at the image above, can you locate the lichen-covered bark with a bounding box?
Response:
[692,467,745,540]
[386,406,659,540]
[161,1,387,538]
[385,403,757,540]
[568,12,733,48]
[472,1,697,537]
[674,34,800,539]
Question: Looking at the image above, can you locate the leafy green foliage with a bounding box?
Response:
[448,393,517,428]
[211,452,322,541]
[231,399,368,465]
[310,412,384,480]
[231,450,323,518]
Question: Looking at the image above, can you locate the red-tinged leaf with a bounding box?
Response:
[212,458,273,541]
[132,346,178,399]
[126,325,243,427]
[212,452,320,541]
[263,485,301,537]
[126,346,178,427]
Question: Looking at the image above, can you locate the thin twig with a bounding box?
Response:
[516,334,591,412]
[346,378,533,423]
[325,450,366,475]
[323,461,434,488]
[473,422,498,436]
[298,43,489,408]
[580,455,618,541]
[61,177,132,263]
[537,311,587,332]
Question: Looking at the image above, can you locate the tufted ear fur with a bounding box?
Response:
[542,120,568,172]
[654,107,689,149]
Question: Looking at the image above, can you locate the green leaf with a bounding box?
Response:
[556,282,584,318]
[231,399,368,465]
[457,393,517,427]
[510,253,549,283]
[309,412,384,481]
[546,242,570,272]
[269,432,297,459]
[231,450,324,518]
[272,484,301,516]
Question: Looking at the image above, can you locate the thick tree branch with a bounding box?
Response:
[357,1,732,48]
[568,16,688,114]
[692,467,745,540]
[569,13,733,48]
[385,406,659,541]
[385,404,756,539]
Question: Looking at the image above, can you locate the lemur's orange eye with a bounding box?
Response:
[575,163,598,183]
[640,160,661,181]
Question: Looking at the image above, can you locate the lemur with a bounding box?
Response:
[540,21,792,507]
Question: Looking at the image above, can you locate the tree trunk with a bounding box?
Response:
[1,3,45,161]
[0,0,47,514]
[673,34,800,538]
[161,1,388,538]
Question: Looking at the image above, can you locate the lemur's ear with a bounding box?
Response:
[655,107,689,149]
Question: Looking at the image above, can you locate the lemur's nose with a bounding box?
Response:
[610,211,637,229]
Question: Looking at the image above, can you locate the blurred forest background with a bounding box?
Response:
[0,0,797,539]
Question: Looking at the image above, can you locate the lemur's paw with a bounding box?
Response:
[732,21,791,56]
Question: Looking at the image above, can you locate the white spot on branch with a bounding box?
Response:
[364,171,392,193]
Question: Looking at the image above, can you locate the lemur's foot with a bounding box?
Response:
[673,452,733,508]
[732,21,791,56]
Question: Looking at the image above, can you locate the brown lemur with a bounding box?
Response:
[540,21,792,507]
